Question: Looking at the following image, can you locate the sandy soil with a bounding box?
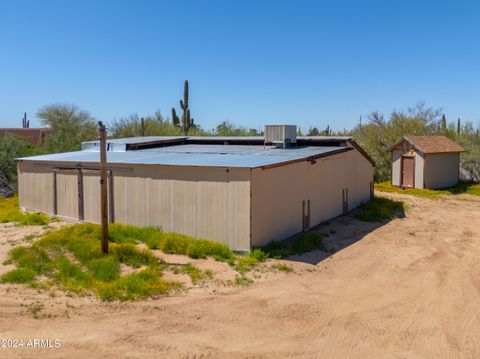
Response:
[1,192,480,358]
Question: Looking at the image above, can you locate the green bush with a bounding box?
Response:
[249,248,268,262]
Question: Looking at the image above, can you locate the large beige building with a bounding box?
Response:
[17,132,374,250]
[387,135,464,189]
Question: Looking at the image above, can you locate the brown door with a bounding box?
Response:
[401,156,415,187]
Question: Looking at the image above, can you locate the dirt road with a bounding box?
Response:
[1,192,480,358]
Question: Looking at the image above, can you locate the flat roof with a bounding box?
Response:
[80,135,354,152]
[81,136,188,145]
[18,144,350,169]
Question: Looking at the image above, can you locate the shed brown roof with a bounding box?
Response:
[386,135,465,154]
[0,128,50,146]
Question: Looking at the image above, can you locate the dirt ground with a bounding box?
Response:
[1,192,480,359]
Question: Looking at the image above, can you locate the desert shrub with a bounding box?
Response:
[249,248,268,262]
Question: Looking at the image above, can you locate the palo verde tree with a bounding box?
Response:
[38,104,97,153]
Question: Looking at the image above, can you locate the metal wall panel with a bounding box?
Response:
[424,153,460,189]
[56,171,79,220]
[250,149,374,247]
[18,162,54,214]
[82,173,101,223]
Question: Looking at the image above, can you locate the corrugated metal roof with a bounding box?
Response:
[18,145,349,168]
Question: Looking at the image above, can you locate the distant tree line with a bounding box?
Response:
[338,102,480,182]
[1,101,479,193]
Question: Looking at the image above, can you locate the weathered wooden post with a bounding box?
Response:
[98,121,109,254]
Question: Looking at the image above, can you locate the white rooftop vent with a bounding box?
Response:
[264,125,297,148]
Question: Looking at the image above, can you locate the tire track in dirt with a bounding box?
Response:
[288,255,383,359]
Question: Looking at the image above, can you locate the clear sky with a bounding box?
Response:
[1,0,479,132]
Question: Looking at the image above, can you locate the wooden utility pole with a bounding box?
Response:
[98,121,109,254]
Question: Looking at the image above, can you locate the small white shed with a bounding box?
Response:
[386,135,464,189]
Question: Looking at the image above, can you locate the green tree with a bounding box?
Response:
[455,121,480,182]
[110,111,207,138]
[349,103,443,180]
[215,121,261,136]
[0,134,36,191]
[38,104,97,153]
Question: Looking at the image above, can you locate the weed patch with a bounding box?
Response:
[261,232,325,258]
[375,181,480,199]
[170,263,212,284]
[355,197,405,222]
[109,224,234,261]
[271,264,293,273]
[0,196,50,225]
[159,233,233,260]
[232,275,253,286]
[0,224,181,301]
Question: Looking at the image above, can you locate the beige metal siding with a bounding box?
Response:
[112,165,251,250]
[17,161,251,250]
[424,153,460,189]
[251,161,307,247]
[83,173,101,223]
[251,149,374,247]
[56,171,79,220]
[392,150,402,186]
[18,162,54,214]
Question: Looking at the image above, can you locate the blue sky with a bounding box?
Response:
[1,0,479,132]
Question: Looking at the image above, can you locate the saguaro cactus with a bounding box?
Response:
[172,80,194,135]
[322,125,332,136]
[441,114,447,132]
[22,112,29,128]
[171,108,180,127]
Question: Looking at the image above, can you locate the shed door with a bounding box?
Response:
[401,156,415,188]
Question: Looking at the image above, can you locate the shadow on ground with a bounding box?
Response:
[284,205,405,265]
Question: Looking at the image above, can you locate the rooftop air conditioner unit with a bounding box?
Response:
[264,125,297,148]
